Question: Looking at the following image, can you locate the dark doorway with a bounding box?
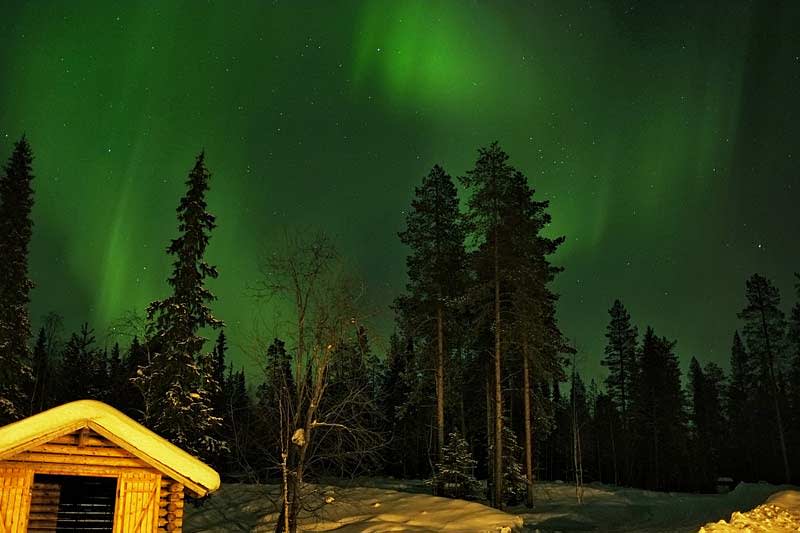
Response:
[32,474,116,532]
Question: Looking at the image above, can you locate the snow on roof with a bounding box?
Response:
[0,399,220,495]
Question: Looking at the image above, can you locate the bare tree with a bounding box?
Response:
[107,309,158,423]
[254,230,382,533]
[570,351,584,504]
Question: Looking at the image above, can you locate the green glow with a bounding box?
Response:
[0,1,797,381]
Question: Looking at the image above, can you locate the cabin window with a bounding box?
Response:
[31,474,116,532]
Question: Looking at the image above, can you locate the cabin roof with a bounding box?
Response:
[0,400,220,496]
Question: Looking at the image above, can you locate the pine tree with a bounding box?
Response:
[137,152,224,460]
[460,142,518,508]
[738,273,791,483]
[430,431,481,499]
[397,164,467,468]
[499,162,568,507]
[0,137,35,423]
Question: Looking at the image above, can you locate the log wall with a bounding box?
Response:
[158,479,185,533]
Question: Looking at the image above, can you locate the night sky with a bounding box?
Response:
[0,1,798,382]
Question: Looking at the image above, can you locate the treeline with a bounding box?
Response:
[579,282,800,492]
[1,135,798,523]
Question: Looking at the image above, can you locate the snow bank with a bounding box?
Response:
[184,483,523,533]
[698,489,800,532]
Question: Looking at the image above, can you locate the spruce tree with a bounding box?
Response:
[600,299,637,484]
[212,329,228,418]
[57,324,104,403]
[0,137,35,423]
[688,358,726,489]
[29,327,50,414]
[106,343,125,410]
[726,331,757,480]
[631,327,686,490]
[738,273,791,483]
[430,431,480,499]
[137,152,224,460]
[397,164,467,468]
[601,300,638,426]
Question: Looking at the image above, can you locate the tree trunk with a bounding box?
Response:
[486,367,493,501]
[759,305,792,483]
[522,342,534,508]
[610,416,618,486]
[492,239,504,509]
[436,302,445,466]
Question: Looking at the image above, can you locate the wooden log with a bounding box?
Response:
[166,501,184,512]
[27,518,58,527]
[167,492,182,502]
[170,483,184,492]
[2,460,156,477]
[166,509,184,520]
[30,493,61,501]
[29,503,59,512]
[166,519,183,531]
[14,451,144,467]
[50,433,111,447]
[31,444,134,457]
[78,427,90,448]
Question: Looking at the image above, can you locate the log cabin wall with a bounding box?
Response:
[0,428,167,533]
[158,479,185,533]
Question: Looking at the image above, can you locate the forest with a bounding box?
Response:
[1,136,799,531]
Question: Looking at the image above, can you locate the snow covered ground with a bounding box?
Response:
[515,481,799,532]
[183,480,799,533]
[184,482,522,532]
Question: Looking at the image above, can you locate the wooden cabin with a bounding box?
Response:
[0,400,220,533]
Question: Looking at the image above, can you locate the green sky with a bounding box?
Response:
[0,0,798,383]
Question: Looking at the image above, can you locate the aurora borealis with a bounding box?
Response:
[0,1,798,380]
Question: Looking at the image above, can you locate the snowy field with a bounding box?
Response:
[183,480,799,533]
